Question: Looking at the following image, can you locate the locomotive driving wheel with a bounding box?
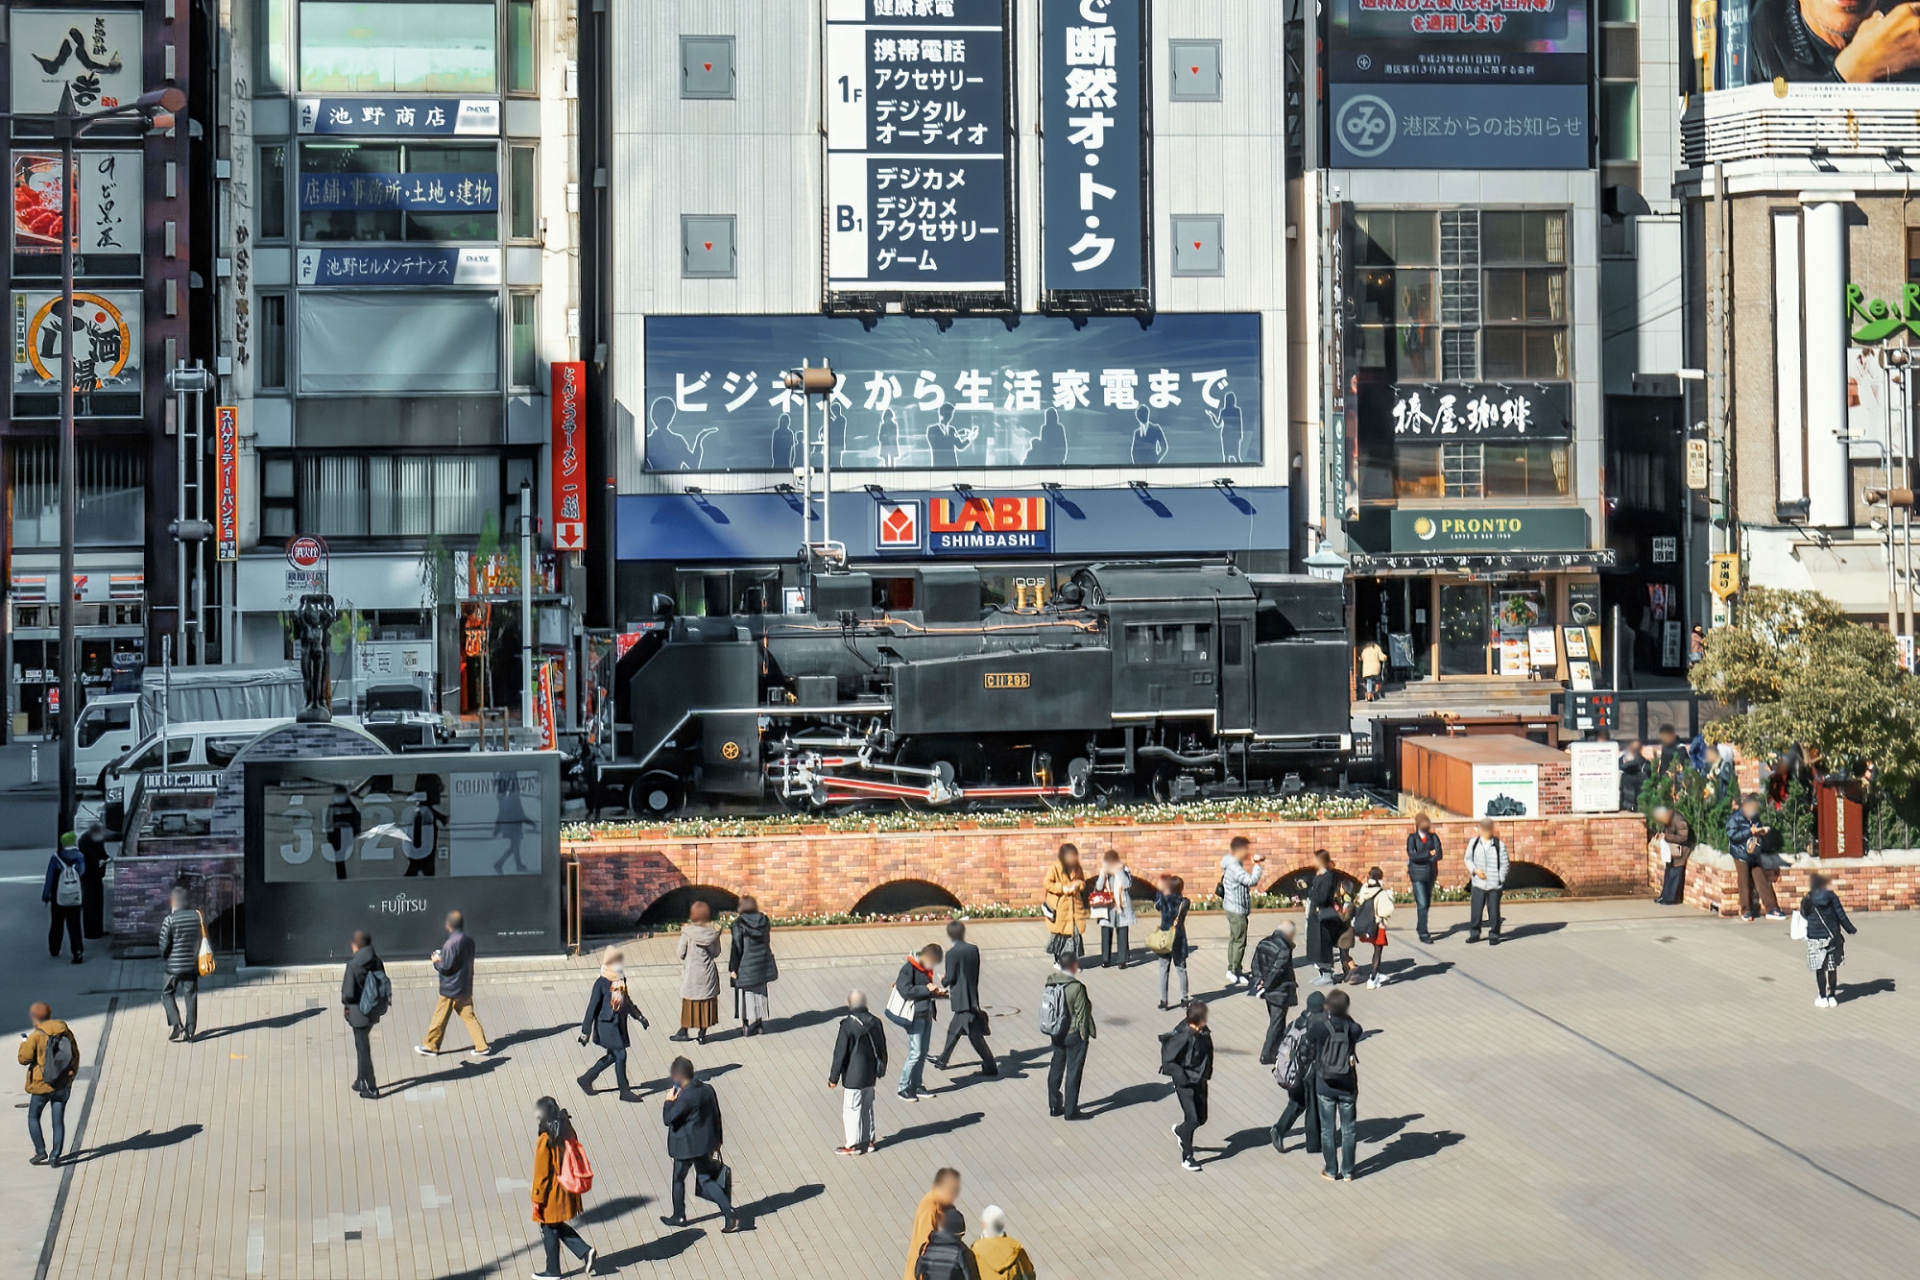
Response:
[627,771,684,818]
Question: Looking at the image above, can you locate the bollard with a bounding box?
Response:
[30,744,39,785]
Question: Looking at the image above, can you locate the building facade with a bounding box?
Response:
[2,0,201,736]
[1302,0,1614,686]
[585,0,1296,627]
[215,0,580,714]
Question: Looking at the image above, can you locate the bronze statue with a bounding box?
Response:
[294,593,338,722]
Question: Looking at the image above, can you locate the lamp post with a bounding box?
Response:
[5,85,185,838]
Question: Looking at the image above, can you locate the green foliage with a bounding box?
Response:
[1691,586,1920,790]
[1778,778,1815,856]
[1636,769,1733,849]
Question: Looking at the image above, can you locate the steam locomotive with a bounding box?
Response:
[601,561,1351,815]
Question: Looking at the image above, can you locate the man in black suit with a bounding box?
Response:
[932,920,997,1077]
[659,1056,740,1233]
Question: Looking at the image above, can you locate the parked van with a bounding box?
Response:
[102,717,292,818]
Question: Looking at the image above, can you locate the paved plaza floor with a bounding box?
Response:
[6,881,1920,1278]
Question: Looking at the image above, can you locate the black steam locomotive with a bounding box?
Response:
[602,562,1351,815]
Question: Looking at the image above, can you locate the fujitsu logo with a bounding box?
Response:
[379,893,427,914]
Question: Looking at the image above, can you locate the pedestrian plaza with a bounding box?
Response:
[14,899,1920,1278]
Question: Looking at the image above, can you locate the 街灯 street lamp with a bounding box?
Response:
[1,84,185,838]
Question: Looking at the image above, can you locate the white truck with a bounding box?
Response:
[74,665,303,791]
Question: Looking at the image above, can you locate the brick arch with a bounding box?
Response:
[850,877,964,916]
[637,884,739,928]
[1272,865,1362,900]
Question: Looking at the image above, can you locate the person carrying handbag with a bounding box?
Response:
[1150,875,1191,1009]
[1800,874,1858,1008]
[1303,849,1343,984]
[1348,869,1394,989]
[1041,843,1089,962]
[1091,849,1137,968]
[529,1096,597,1280]
[156,887,204,1043]
[659,1056,740,1233]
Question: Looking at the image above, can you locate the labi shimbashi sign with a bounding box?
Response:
[1847,283,1920,343]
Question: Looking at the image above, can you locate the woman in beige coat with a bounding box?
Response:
[674,900,722,1045]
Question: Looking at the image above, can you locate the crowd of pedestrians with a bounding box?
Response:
[20,814,1876,1274]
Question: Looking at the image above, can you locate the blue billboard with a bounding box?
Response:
[1040,0,1145,292]
[640,313,1262,472]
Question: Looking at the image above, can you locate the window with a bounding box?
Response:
[259,0,293,93]
[259,145,289,240]
[298,453,497,536]
[262,454,296,538]
[9,441,145,547]
[1124,623,1214,665]
[298,141,499,243]
[124,736,194,773]
[508,144,537,239]
[257,294,289,391]
[1222,623,1244,666]
[1399,441,1569,498]
[299,2,497,94]
[509,292,537,389]
[507,0,537,93]
[1600,0,1640,192]
[1350,208,1567,382]
[78,703,132,748]
[1440,442,1483,497]
[204,735,259,769]
[298,292,500,393]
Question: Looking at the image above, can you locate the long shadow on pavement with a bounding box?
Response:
[1839,977,1896,1003]
[1500,922,1568,942]
[1355,1113,1421,1144]
[632,1062,742,1095]
[598,1227,703,1267]
[375,1055,509,1098]
[197,1008,321,1039]
[1382,959,1454,984]
[1080,1080,1171,1116]
[735,1181,826,1228]
[488,1022,574,1052]
[1207,1126,1275,1166]
[576,1193,653,1227]
[887,1111,983,1146]
[763,1006,844,1034]
[1353,1129,1466,1176]
[66,1122,202,1164]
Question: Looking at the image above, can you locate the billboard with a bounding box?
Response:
[244,753,563,965]
[1689,0,1920,90]
[1040,0,1146,293]
[1326,0,1592,169]
[825,0,1010,292]
[215,405,239,562]
[641,313,1262,471]
[11,288,142,417]
[551,360,587,552]
[9,10,142,113]
[11,150,142,278]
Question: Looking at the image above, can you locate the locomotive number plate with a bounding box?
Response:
[983,672,1031,689]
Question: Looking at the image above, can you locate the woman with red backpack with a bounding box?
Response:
[530,1096,597,1280]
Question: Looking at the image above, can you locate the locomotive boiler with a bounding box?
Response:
[602,561,1351,815]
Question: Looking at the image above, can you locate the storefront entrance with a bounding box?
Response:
[1356,575,1600,682]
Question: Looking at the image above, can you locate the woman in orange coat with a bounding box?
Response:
[530,1096,596,1280]
[1042,843,1089,962]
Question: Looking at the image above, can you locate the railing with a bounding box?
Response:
[1682,83,1920,166]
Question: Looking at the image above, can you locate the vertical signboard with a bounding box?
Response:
[825,0,1009,292]
[215,405,239,562]
[1040,0,1145,293]
[550,360,586,552]
[1326,0,1591,169]
[10,150,142,277]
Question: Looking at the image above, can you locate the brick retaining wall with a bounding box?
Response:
[111,854,244,954]
[1668,847,1920,915]
[572,813,1651,931]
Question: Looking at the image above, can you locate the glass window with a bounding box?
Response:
[1125,623,1214,664]
[509,292,537,389]
[1441,442,1483,497]
[258,294,289,390]
[1394,444,1443,499]
[300,453,496,536]
[298,292,500,393]
[260,0,293,93]
[260,145,289,239]
[298,141,499,243]
[1223,623,1244,666]
[78,703,133,747]
[204,736,259,769]
[507,0,537,93]
[299,2,497,94]
[1602,82,1641,163]
[9,441,144,547]
[509,145,537,239]
[263,456,296,498]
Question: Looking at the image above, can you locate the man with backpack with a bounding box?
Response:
[1252,920,1298,1065]
[1160,1000,1215,1173]
[828,990,889,1155]
[18,1001,79,1166]
[42,832,85,964]
[156,887,204,1043]
[1303,988,1363,1180]
[1270,990,1326,1154]
[1041,952,1094,1120]
[1464,819,1510,945]
[341,931,390,1100]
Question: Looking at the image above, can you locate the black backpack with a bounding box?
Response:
[1352,893,1379,939]
[358,967,393,1019]
[1315,1018,1354,1079]
[41,1031,77,1083]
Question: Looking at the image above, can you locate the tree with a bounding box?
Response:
[1691,587,1920,788]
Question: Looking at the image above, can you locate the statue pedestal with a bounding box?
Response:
[295,707,333,724]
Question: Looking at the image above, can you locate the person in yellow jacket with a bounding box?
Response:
[905,1167,962,1280]
[971,1205,1036,1279]
[19,1001,79,1166]
[1041,843,1089,962]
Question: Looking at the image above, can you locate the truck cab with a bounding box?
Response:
[74,693,141,790]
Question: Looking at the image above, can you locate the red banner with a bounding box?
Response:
[215,405,239,561]
[551,361,587,552]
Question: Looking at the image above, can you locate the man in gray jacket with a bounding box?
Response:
[155,887,202,1042]
[1218,837,1266,986]
[1464,819,1510,945]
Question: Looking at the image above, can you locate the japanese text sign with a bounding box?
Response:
[216,406,239,561]
[1041,0,1144,293]
[296,97,500,136]
[1374,381,1571,441]
[551,361,587,553]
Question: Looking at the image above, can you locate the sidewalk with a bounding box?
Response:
[13,899,1920,1278]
